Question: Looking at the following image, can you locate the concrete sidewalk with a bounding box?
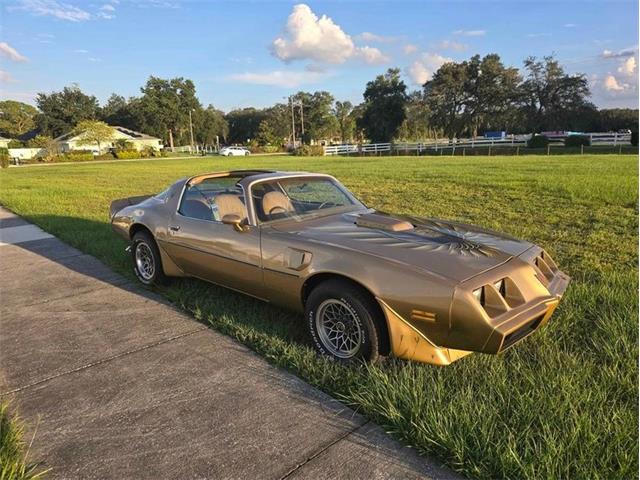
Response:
[0,207,459,480]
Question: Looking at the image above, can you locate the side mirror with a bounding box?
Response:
[222,214,247,232]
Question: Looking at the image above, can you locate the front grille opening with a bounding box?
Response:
[502,314,545,350]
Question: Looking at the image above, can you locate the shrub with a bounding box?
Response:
[142,145,159,157]
[7,140,23,148]
[114,139,134,151]
[63,150,94,162]
[94,153,116,160]
[631,131,638,147]
[564,135,591,147]
[115,149,141,159]
[0,147,9,168]
[527,135,549,148]
[293,145,324,156]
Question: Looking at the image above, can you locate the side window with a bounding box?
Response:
[178,177,247,222]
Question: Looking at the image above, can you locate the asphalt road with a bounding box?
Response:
[0,206,460,480]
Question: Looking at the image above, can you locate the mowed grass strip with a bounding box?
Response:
[0,154,637,479]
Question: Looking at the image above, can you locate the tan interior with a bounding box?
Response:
[214,194,247,221]
[262,191,294,216]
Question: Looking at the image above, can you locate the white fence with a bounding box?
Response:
[324,132,633,156]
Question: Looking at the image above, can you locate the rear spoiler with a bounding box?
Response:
[109,195,152,219]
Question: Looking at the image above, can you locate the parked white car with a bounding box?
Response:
[219,146,250,156]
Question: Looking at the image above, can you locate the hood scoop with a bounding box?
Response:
[355,213,414,232]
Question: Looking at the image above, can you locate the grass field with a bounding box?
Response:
[0,154,637,479]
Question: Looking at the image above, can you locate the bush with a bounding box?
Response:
[293,145,325,156]
[115,149,142,159]
[631,131,638,147]
[564,135,591,147]
[527,135,549,148]
[142,145,159,157]
[62,150,94,162]
[94,153,116,160]
[7,140,23,148]
[0,147,9,168]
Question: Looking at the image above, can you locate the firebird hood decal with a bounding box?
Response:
[277,211,533,282]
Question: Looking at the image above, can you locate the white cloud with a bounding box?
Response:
[564,23,577,28]
[403,43,417,55]
[97,12,115,19]
[408,52,452,85]
[88,57,101,62]
[452,29,486,37]
[272,4,355,64]
[271,4,390,65]
[100,4,115,11]
[228,70,329,88]
[526,33,551,38]
[601,46,638,58]
[618,56,637,76]
[433,40,467,51]
[14,0,92,21]
[0,42,28,62]
[357,32,395,43]
[0,70,15,83]
[356,46,390,65]
[74,49,88,53]
[604,74,626,91]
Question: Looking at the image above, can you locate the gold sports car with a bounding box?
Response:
[110,170,570,365]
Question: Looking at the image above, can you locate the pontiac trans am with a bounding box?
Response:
[110,170,570,365]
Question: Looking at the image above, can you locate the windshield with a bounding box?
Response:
[252,177,363,223]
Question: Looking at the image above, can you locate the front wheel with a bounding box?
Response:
[305,280,383,363]
[131,231,168,286]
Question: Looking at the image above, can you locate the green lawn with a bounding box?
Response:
[0,154,637,479]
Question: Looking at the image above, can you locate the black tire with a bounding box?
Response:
[131,231,168,286]
[305,280,383,363]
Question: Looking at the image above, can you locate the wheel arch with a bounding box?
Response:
[129,222,153,240]
[129,223,184,277]
[302,272,390,355]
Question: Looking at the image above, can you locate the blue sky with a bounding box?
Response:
[1,0,638,111]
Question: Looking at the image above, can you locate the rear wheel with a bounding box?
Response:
[305,280,383,363]
[131,231,168,286]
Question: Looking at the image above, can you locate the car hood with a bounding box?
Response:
[271,210,534,282]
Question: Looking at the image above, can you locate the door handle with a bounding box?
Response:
[169,225,181,232]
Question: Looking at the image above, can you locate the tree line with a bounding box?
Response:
[1,53,637,148]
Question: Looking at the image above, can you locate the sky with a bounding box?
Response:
[1,0,638,112]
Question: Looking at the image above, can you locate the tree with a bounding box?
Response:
[424,54,520,139]
[100,94,143,130]
[423,62,467,139]
[597,109,640,132]
[0,101,38,138]
[292,91,337,143]
[520,56,592,132]
[357,68,408,142]
[26,135,58,160]
[333,101,355,143]
[194,106,229,145]
[72,120,115,153]
[225,108,267,144]
[36,85,100,137]
[397,92,431,141]
[137,76,201,145]
[256,104,289,146]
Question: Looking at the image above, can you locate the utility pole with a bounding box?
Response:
[289,96,296,147]
[299,101,305,144]
[188,109,195,153]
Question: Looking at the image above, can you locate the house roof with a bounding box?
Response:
[55,125,160,142]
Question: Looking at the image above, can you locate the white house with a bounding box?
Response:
[55,125,163,154]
